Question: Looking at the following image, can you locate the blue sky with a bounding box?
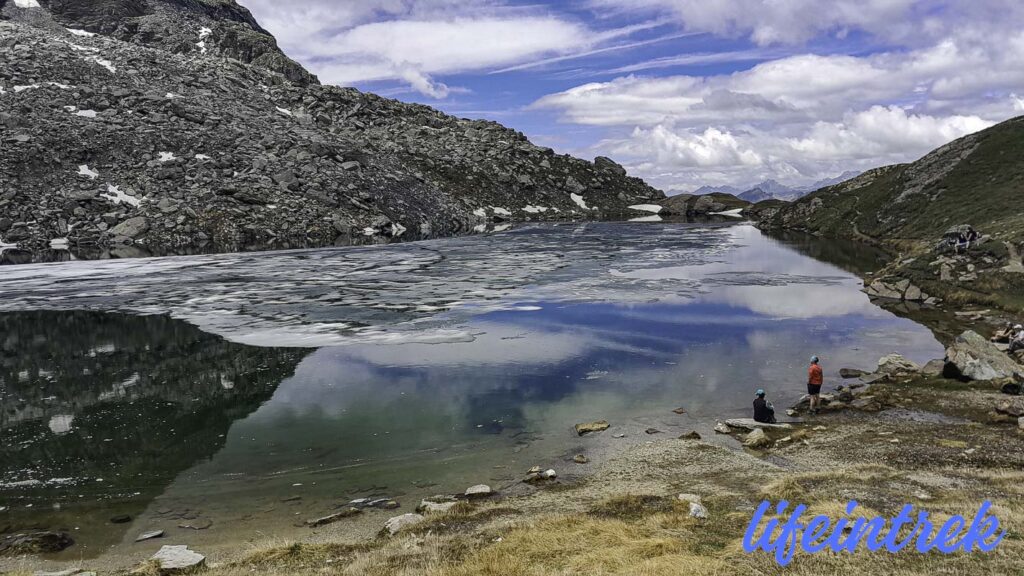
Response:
[243,0,1024,193]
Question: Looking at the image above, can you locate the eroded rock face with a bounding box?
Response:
[0,6,663,259]
[945,331,1024,381]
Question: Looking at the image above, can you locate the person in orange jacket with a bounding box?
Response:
[808,355,824,414]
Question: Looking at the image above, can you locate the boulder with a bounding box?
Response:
[996,398,1024,417]
[742,428,771,448]
[573,454,589,464]
[0,532,74,556]
[945,331,1024,381]
[417,497,459,515]
[713,422,731,434]
[688,502,709,519]
[574,420,610,435]
[839,368,868,379]
[384,513,425,536]
[921,359,946,376]
[678,431,701,440]
[464,484,493,498]
[109,217,148,239]
[150,545,205,574]
[877,354,920,375]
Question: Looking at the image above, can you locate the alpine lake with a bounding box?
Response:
[0,221,946,565]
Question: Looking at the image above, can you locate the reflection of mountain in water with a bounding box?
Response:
[0,311,308,552]
[761,229,892,277]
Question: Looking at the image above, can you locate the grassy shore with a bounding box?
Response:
[19,374,1004,575]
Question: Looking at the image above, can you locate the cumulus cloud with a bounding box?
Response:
[535,17,1024,190]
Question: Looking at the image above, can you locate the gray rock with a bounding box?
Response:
[135,530,164,542]
[742,428,770,448]
[383,513,425,536]
[150,545,205,574]
[688,501,709,519]
[574,420,609,435]
[109,217,149,239]
[876,354,920,375]
[725,418,792,431]
[464,484,493,498]
[946,331,1024,381]
[305,507,361,527]
[417,497,459,515]
[0,532,73,556]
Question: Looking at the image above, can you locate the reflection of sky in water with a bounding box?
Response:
[170,225,940,512]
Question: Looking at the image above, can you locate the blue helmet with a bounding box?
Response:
[811,355,819,363]
[755,388,765,396]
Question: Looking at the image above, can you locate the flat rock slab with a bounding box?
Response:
[574,420,610,435]
[384,513,425,536]
[725,418,793,431]
[150,545,205,573]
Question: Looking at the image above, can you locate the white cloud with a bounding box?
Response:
[615,126,762,168]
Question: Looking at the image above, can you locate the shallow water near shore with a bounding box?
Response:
[0,222,944,567]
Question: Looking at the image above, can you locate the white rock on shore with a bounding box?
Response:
[150,545,205,573]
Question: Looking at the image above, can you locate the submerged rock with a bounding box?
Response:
[305,507,361,527]
[150,545,205,574]
[678,431,701,440]
[713,422,731,434]
[0,531,73,556]
[135,530,165,543]
[839,368,869,379]
[573,454,589,464]
[574,420,610,435]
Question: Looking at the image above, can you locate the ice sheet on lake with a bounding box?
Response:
[0,223,864,348]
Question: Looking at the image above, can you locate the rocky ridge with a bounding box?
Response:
[0,1,663,260]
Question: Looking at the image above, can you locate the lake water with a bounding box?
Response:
[0,222,944,564]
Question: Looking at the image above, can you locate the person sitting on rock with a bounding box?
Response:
[992,322,1017,343]
[753,389,776,424]
[808,356,824,415]
[1010,325,1024,352]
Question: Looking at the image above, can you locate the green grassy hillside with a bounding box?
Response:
[760,115,1024,244]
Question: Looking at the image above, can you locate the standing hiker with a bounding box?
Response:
[808,355,824,415]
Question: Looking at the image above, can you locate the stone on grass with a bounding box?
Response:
[464,484,493,498]
[384,513,425,536]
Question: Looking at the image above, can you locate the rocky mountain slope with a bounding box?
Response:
[756,116,1024,310]
[756,117,1024,244]
[0,0,663,260]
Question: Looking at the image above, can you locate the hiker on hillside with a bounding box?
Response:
[808,356,824,415]
[1010,326,1024,353]
[753,389,776,424]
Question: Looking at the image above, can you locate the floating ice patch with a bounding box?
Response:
[75,109,98,118]
[195,154,210,160]
[629,215,663,222]
[158,152,177,162]
[710,208,744,218]
[492,207,511,216]
[628,204,663,214]
[77,165,99,179]
[276,106,293,117]
[570,193,591,210]
[101,184,141,207]
[14,0,41,7]
[522,205,549,214]
[472,208,487,218]
[67,28,96,37]
[14,84,40,93]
